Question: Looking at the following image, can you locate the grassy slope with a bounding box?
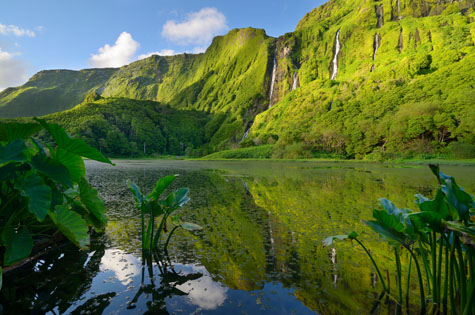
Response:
[0,68,117,117]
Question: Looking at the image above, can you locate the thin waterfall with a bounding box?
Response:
[268,57,277,106]
[373,33,380,60]
[329,100,334,110]
[292,72,299,91]
[331,30,341,80]
[241,127,250,141]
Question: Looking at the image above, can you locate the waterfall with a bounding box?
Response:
[268,57,277,106]
[241,127,250,141]
[329,100,334,110]
[373,33,380,60]
[292,72,299,90]
[331,30,341,80]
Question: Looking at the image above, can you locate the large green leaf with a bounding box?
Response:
[365,210,413,247]
[162,188,190,213]
[181,222,203,232]
[35,118,113,164]
[79,178,107,229]
[0,163,18,181]
[15,171,52,221]
[126,180,144,207]
[31,154,73,187]
[49,204,90,249]
[0,139,27,165]
[0,123,42,141]
[146,175,176,201]
[2,226,33,266]
[322,231,359,247]
[54,148,85,182]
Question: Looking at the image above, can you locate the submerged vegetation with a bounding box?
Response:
[324,165,475,314]
[0,120,112,289]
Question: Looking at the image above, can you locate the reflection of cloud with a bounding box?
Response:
[100,250,140,285]
[176,265,227,310]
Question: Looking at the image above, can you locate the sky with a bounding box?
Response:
[0,0,326,91]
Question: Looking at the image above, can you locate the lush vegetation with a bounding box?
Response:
[0,69,116,118]
[0,120,112,289]
[1,0,474,159]
[325,165,475,314]
[1,97,211,157]
[127,175,202,254]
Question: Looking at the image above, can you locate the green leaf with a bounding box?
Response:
[126,180,144,207]
[322,234,349,247]
[146,175,176,201]
[365,209,414,247]
[0,163,18,181]
[445,221,475,246]
[163,188,190,213]
[34,118,113,164]
[31,154,73,187]
[0,123,42,141]
[15,171,52,221]
[2,226,33,266]
[49,204,90,249]
[79,178,107,229]
[54,148,85,182]
[181,222,203,231]
[0,139,27,165]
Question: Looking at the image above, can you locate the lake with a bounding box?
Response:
[2,160,474,314]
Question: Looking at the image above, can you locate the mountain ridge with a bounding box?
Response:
[1,0,474,158]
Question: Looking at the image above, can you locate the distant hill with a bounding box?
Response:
[1,0,474,158]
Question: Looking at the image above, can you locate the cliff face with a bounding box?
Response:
[1,0,474,156]
[249,0,475,157]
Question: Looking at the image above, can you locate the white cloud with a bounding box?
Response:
[0,49,29,91]
[176,265,227,310]
[0,24,35,37]
[89,32,140,68]
[137,49,176,60]
[162,8,228,46]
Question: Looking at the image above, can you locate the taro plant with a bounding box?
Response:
[0,119,113,290]
[324,165,474,315]
[126,175,202,254]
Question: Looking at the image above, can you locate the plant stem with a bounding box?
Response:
[163,226,179,251]
[419,240,433,296]
[407,246,426,314]
[406,245,414,311]
[354,238,389,293]
[395,247,403,315]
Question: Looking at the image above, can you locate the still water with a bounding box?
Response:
[2,160,474,314]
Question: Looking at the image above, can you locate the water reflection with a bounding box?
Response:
[1,160,474,314]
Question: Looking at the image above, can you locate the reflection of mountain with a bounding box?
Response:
[0,237,106,313]
[82,161,475,314]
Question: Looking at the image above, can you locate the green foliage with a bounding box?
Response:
[126,175,202,254]
[202,144,275,159]
[0,121,112,289]
[1,0,474,159]
[325,165,475,314]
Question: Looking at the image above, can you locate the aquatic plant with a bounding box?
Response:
[0,119,113,289]
[126,175,202,254]
[324,165,474,314]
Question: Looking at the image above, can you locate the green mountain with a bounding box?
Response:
[1,0,474,158]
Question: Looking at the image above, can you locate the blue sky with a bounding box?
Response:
[0,0,326,90]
